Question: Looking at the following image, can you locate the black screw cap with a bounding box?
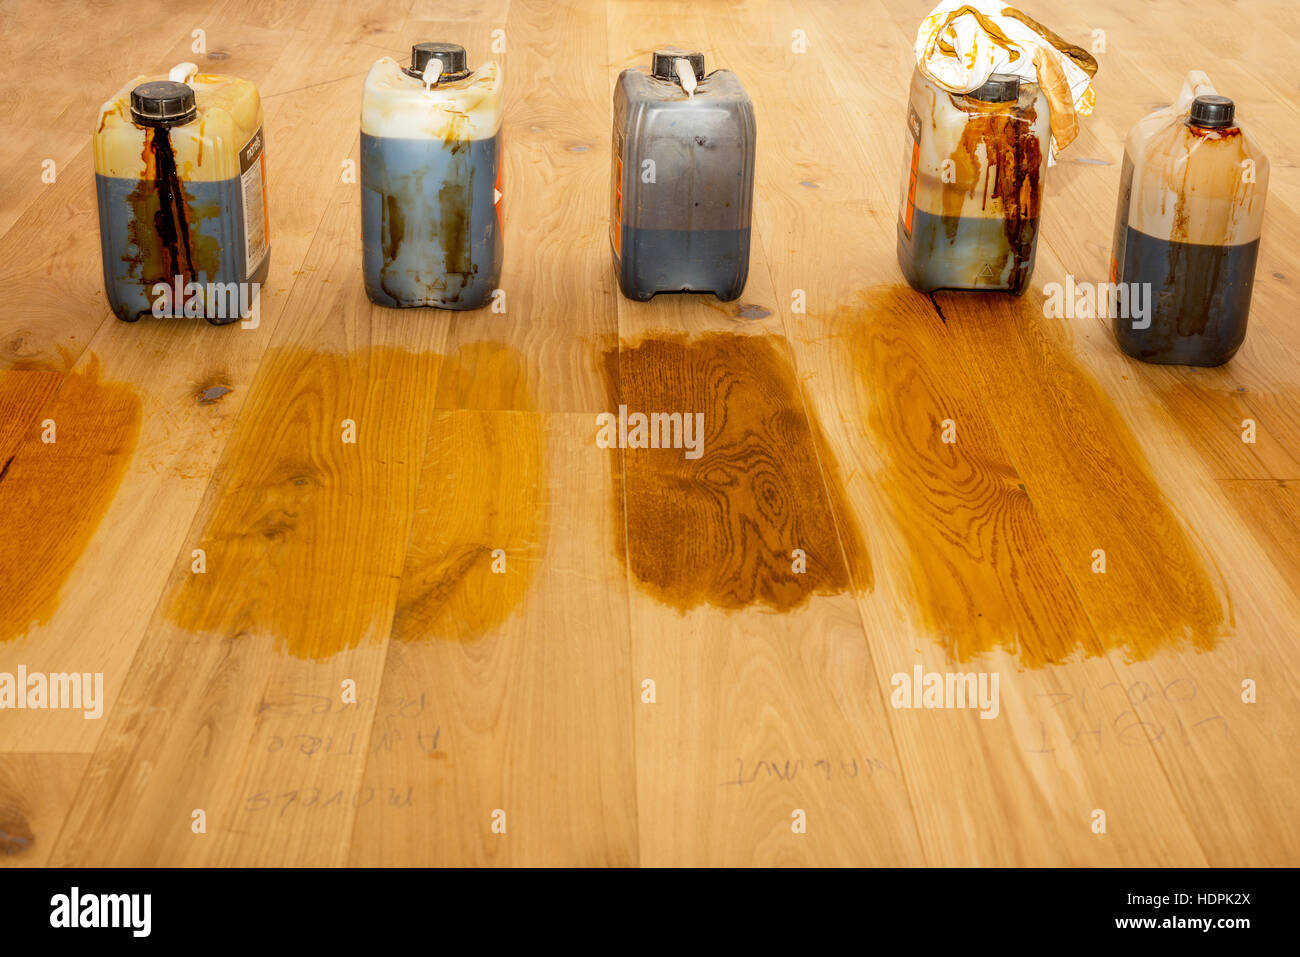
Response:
[651,49,705,81]
[406,42,471,81]
[1189,94,1235,129]
[130,80,196,127]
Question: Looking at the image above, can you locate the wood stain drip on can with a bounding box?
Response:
[602,333,870,612]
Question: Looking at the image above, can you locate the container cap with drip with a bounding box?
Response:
[1189,94,1235,129]
[405,42,472,82]
[651,49,705,81]
[130,80,196,127]
[970,73,1019,103]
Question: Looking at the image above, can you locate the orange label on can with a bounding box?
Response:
[494,139,503,228]
[614,153,623,257]
[903,104,922,239]
[905,142,919,236]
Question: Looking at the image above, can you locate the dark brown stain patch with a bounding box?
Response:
[0,356,142,642]
[603,332,870,613]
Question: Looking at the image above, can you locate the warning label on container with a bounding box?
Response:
[239,126,269,277]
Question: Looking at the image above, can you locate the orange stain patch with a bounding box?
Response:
[848,288,1099,666]
[604,332,869,613]
[0,356,141,642]
[855,286,1225,665]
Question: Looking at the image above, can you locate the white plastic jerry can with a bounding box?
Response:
[361,42,503,310]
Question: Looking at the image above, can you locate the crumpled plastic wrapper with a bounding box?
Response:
[915,0,1099,158]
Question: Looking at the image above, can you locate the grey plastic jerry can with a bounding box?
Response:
[610,49,756,302]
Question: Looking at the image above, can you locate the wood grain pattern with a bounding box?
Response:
[166,344,441,660]
[0,0,1297,866]
[937,289,1229,660]
[605,332,869,612]
[393,345,548,644]
[849,287,1099,666]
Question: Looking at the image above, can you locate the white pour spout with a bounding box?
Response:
[423,57,444,92]
[674,57,697,98]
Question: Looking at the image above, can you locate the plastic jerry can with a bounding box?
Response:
[610,49,755,302]
[361,42,503,310]
[897,68,1050,294]
[94,63,270,324]
[1111,80,1268,366]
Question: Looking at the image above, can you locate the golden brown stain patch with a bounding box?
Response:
[166,345,442,660]
[433,339,532,410]
[167,342,545,657]
[932,288,1226,660]
[849,288,1099,666]
[0,356,141,642]
[603,332,869,612]
[394,340,546,643]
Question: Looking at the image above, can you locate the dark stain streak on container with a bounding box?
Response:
[897,69,1049,294]
[94,64,270,324]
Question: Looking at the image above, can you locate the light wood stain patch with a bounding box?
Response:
[0,356,141,642]
[167,342,546,658]
[604,332,869,613]
[166,345,442,660]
